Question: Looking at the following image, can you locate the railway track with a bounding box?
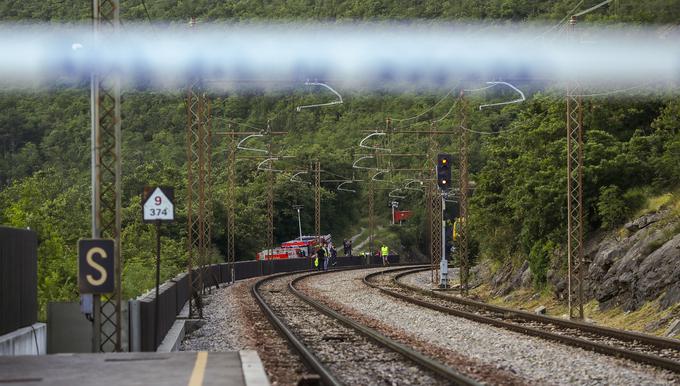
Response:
[364,267,680,374]
[252,269,479,386]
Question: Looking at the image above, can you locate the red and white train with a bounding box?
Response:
[256,234,332,260]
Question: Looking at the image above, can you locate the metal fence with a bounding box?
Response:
[0,227,38,336]
[130,255,399,351]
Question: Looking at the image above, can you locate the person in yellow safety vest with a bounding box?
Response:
[381,244,389,266]
[453,218,459,241]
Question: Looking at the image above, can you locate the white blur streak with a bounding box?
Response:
[296,81,343,111]
[478,81,526,110]
[0,23,678,90]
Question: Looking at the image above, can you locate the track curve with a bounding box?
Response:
[253,268,480,386]
[364,267,680,374]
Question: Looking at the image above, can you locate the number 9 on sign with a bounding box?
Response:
[142,186,175,222]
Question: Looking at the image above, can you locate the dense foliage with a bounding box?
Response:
[2,1,680,317]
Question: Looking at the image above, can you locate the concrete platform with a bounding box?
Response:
[0,350,269,386]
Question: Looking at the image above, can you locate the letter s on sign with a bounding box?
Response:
[86,247,108,287]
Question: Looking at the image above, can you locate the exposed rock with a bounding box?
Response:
[591,217,680,312]
[645,313,675,332]
[510,261,529,289]
[520,266,532,288]
[660,282,680,309]
[469,263,491,288]
[534,306,547,315]
[665,319,680,338]
[624,211,664,232]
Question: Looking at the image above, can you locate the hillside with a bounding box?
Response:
[1,1,679,321]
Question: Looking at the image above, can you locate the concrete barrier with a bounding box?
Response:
[0,323,45,355]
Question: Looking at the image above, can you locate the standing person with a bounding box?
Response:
[347,239,352,256]
[381,244,389,266]
[313,246,319,270]
[329,243,337,267]
[316,243,326,271]
[342,239,349,256]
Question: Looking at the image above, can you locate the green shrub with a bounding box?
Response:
[528,240,555,287]
[597,185,627,229]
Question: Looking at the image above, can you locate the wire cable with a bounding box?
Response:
[391,87,457,124]
[296,81,343,111]
[478,81,526,110]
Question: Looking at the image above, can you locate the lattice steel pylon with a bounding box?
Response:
[368,177,375,256]
[314,160,321,243]
[566,16,585,320]
[185,37,211,318]
[428,122,442,285]
[566,91,585,320]
[226,130,236,282]
[91,0,122,353]
[266,139,275,252]
[457,92,470,295]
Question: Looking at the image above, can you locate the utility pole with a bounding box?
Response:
[293,205,303,239]
[91,0,122,353]
[368,178,375,258]
[457,91,470,295]
[185,16,210,318]
[566,16,585,320]
[266,124,275,255]
[226,129,236,283]
[428,122,442,286]
[314,160,321,245]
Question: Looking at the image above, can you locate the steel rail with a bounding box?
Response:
[252,271,344,386]
[395,268,680,350]
[290,268,480,386]
[363,268,680,373]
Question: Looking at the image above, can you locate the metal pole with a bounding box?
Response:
[566,16,585,320]
[91,0,122,353]
[440,195,447,287]
[226,129,236,283]
[296,207,303,239]
[458,91,470,296]
[154,220,161,350]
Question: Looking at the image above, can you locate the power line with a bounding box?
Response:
[573,0,613,18]
[391,86,457,126]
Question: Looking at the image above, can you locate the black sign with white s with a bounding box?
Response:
[78,239,115,294]
[142,186,175,222]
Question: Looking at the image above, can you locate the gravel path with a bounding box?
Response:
[179,279,310,386]
[302,268,678,385]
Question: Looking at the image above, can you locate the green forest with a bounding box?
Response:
[1,1,680,318]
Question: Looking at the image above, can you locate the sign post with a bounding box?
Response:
[142,186,175,349]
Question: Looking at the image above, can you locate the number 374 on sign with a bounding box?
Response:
[142,186,175,222]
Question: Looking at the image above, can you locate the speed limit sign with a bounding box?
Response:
[142,186,175,222]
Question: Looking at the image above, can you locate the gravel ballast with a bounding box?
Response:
[302,268,678,385]
[180,279,309,386]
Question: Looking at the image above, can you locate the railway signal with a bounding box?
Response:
[436,153,452,191]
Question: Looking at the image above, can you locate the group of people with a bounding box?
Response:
[313,242,337,271]
[312,238,391,270]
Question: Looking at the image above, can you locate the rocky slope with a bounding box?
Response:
[472,206,680,336]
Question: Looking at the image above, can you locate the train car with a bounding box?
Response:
[257,234,332,260]
[255,248,296,260]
